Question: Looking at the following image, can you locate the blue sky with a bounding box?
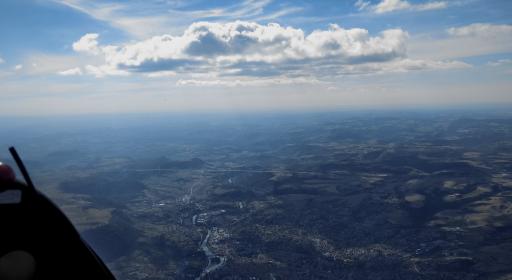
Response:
[0,0,511,115]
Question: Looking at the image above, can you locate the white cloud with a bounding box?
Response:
[383,58,469,71]
[333,58,469,76]
[14,64,23,70]
[69,21,467,80]
[84,64,128,78]
[20,53,98,76]
[0,56,4,64]
[488,59,512,67]
[72,33,100,55]
[173,58,469,85]
[145,71,177,78]
[409,23,512,60]
[188,0,272,19]
[447,23,512,37]
[58,67,83,76]
[176,76,323,87]
[252,6,303,21]
[416,1,447,11]
[374,0,411,13]
[56,0,172,38]
[355,0,371,11]
[73,21,412,76]
[357,0,447,14]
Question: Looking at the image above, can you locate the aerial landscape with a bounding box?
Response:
[2,110,512,279]
[1,0,512,279]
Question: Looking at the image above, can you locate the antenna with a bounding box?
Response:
[8,147,36,191]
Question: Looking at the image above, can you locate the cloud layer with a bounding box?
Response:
[447,23,512,37]
[69,21,467,79]
[409,23,512,60]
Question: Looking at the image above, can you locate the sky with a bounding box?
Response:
[0,0,511,115]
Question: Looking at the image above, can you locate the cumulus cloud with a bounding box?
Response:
[103,22,408,70]
[356,0,447,14]
[72,33,100,55]
[14,64,23,71]
[70,21,466,80]
[58,67,83,76]
[0,56,4,64]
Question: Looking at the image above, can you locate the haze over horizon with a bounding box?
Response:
[0,0,511,115]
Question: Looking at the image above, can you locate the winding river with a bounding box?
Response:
[193,211,227,279]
